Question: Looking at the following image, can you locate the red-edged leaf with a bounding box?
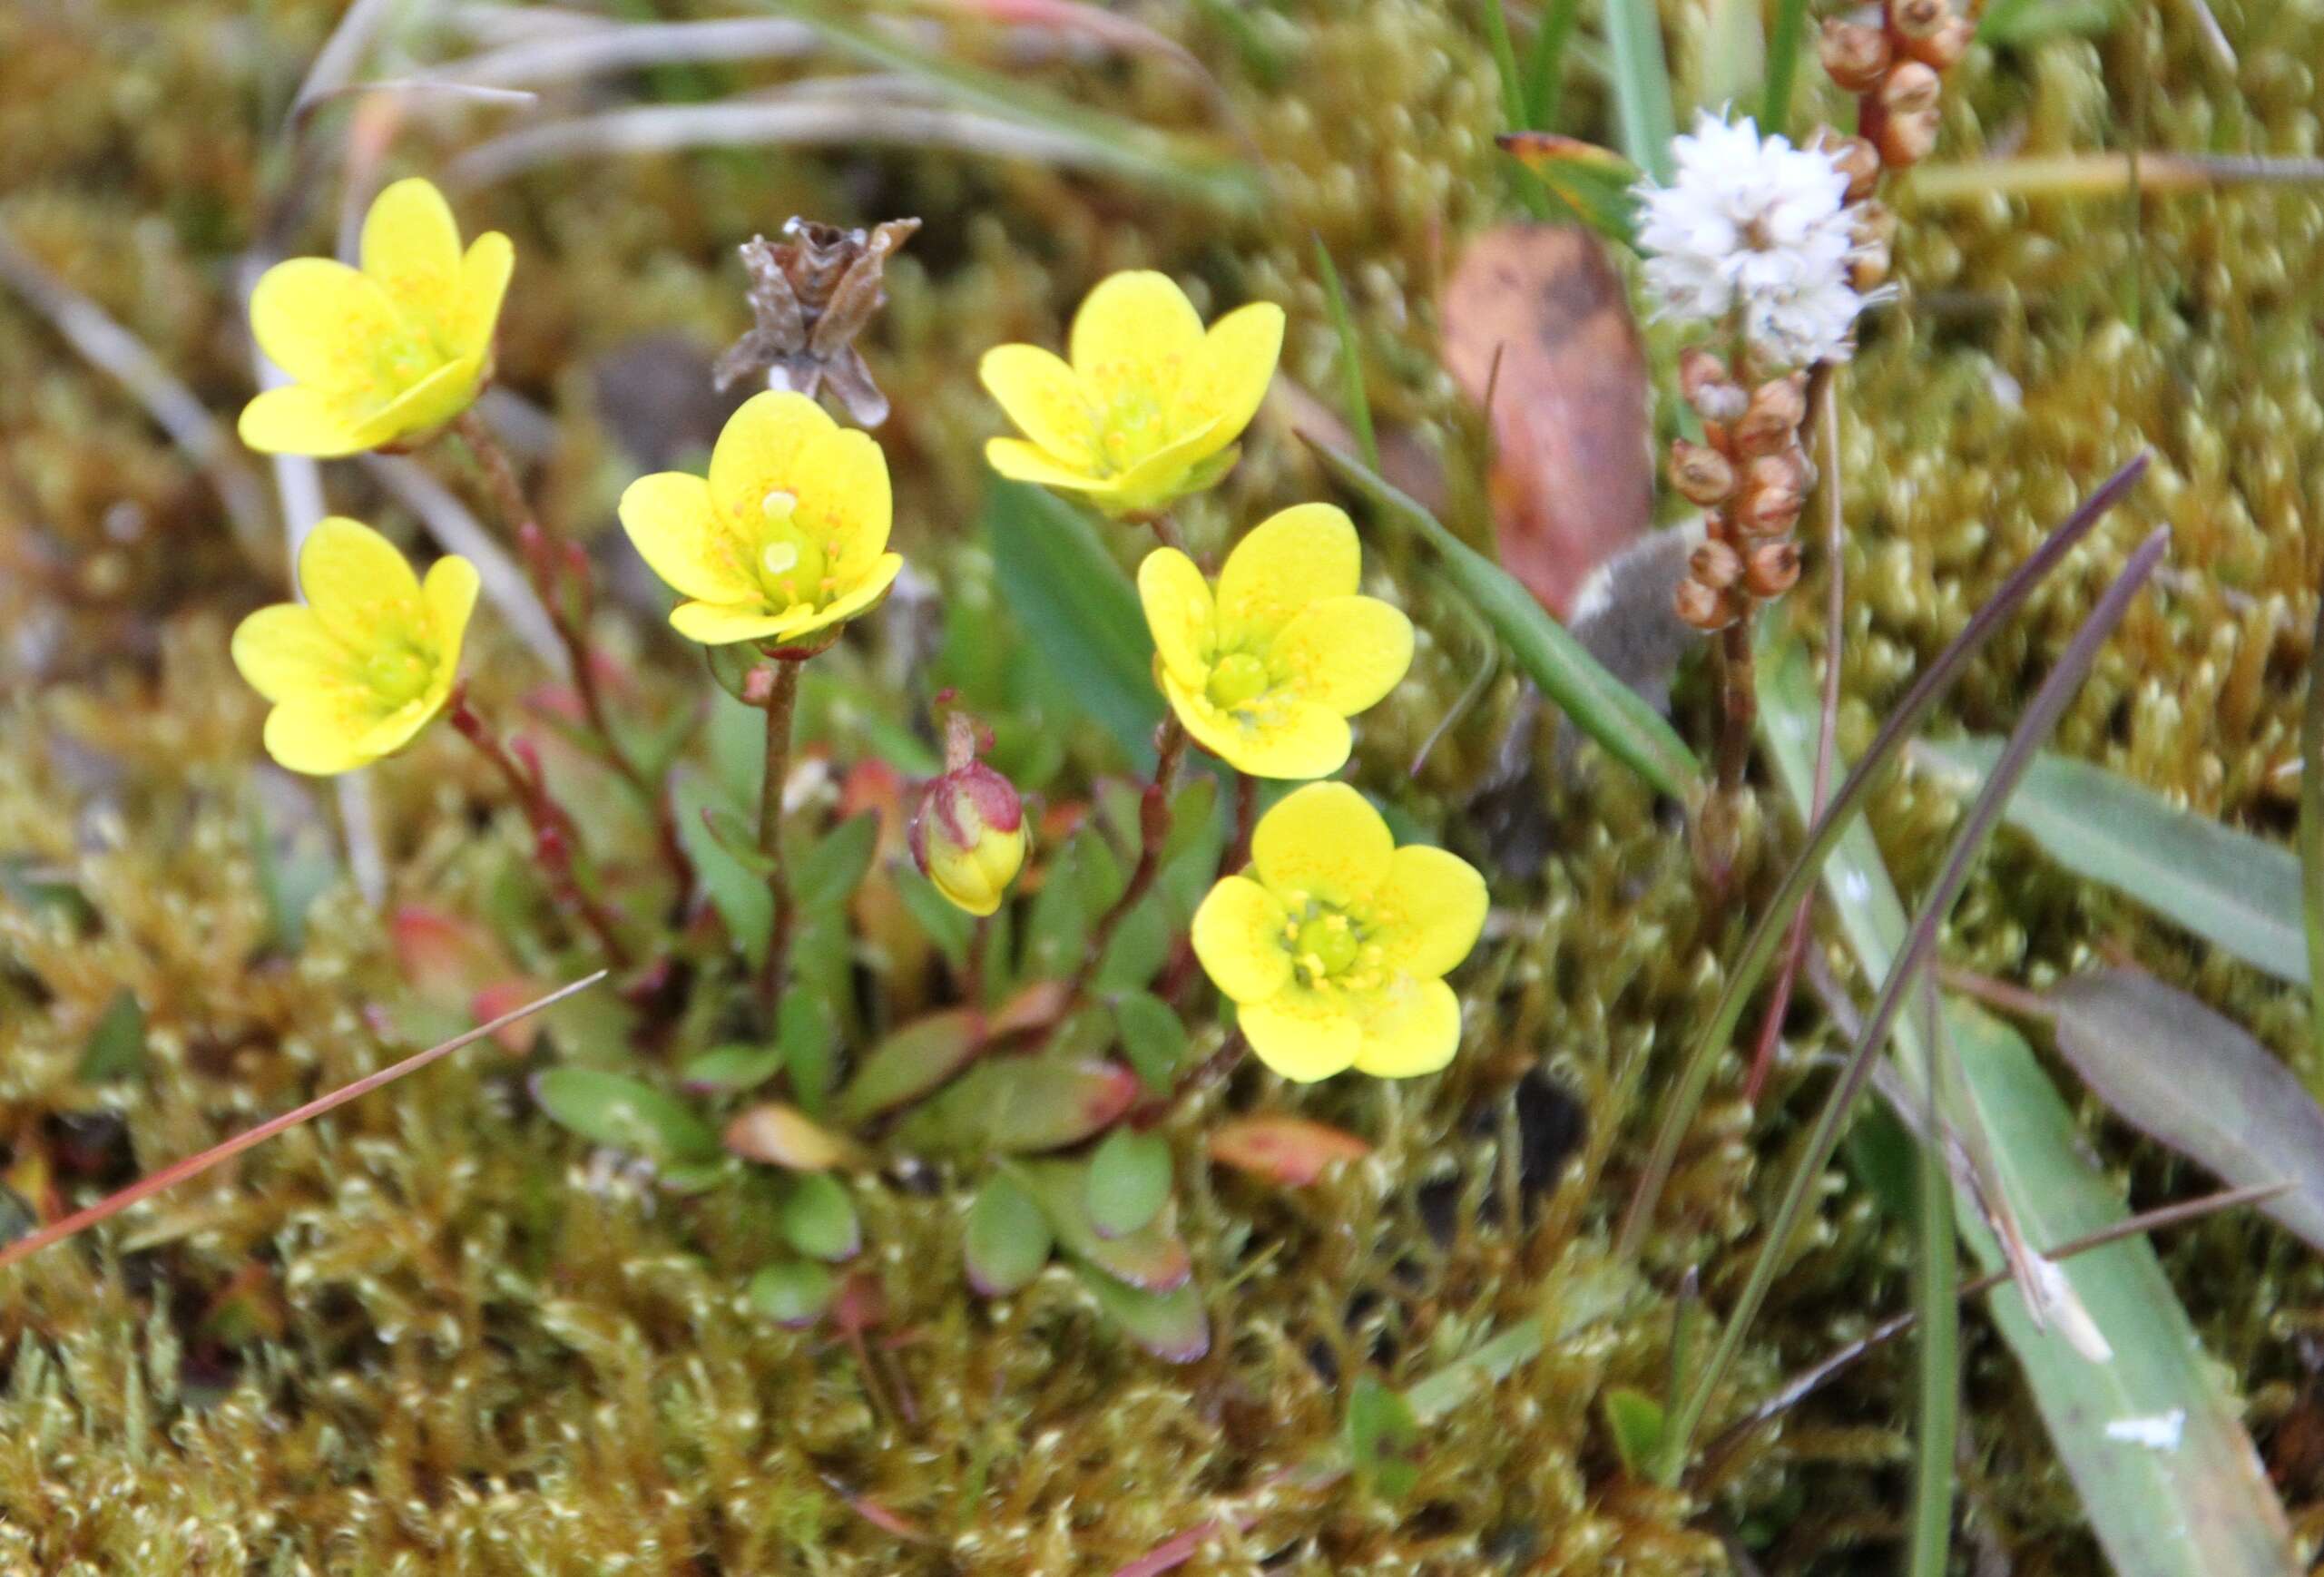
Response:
[1208,1116,1371,1186]
[725,1103,866,1171]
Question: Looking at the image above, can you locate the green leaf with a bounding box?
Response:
[1086,1127,1173,1239]
[913,1055,1139,1155]
[1763,644,2298,1577]
[1015,1158,1191,1291]
[793,811,880,914]
[1310,439,1700,798]
[1525,0,1583,129]
[2048,968,2324,1256]
[532,1069,722,1168]
[681,1043,785,1093]
[1761,0,1809,133]
[1313,238,1380,474]
[749,1260,836,1327]
[965,1172,1054,1296]
[1978,0,2124,45]
[779,987,840,1116]
[985,480,1162,771]
[895,865,974,967]
[1112,992,1189,1095]
[1348,1375,1422,1500]
[674,769,771,965]
[1602,1387,1667,1477]
[77,990,146,1082]
[1913,738,2305,986]
[700,804,778,877]
[836,1007,983,1123]
[780,1172,861,1262]
[1067,1259,1210,1363]
[1024,824,1125,980]
[1603,0,1678,181]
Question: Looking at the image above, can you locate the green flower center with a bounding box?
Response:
[1295,913,1360,978]
[1205,651,1270,710]
[749,491,836,611]
[356,637,435,710]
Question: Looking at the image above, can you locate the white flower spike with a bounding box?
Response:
[1634,110,1890,369]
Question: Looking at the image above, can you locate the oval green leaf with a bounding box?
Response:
[964,1173,1054,1296]
[532,1068,721,1168]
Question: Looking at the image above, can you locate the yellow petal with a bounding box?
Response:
[1216,504,1360,643]
[1069,270,1203,401]
[670,600,800,646]
[238,384,371,458]
[422,554,481,659]
[1368,845,1488,979]
[796,427,892,578]
[1350,977,1463,1079]
[1166,300,1282,458]
[1137,548,1216,688]
[230,604,344,703]
[360,177,463,334]
[456,231,515,360]
[985,436,1115,495]
[297,517,422,646]
[818,552,904,626]
[620,471,752,603]
[1270,593,1414,716]
[1103,416,1224,514]
[980,343,1098,467]
[350,692,446,764]
[1238,988,1362,1083]
[347,352,485,449]
[1162,671,1352,780]
[1252,781,1392,907]
[262,696,378,777]
[1191,876,1292,1003]
[709,390,837,524]
[249,257,407,391]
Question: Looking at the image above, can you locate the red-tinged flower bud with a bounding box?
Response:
[1691,538,1744,591]
[1680,347,1749,423]
[1734,376,1809,456]
[1875,104,1942,168]
[1904,15,1974,69]
[1820,20,1893,93]
[1670,440,1739,505]
[1888,0,1949,41]
[1881,59,1943,117]
[1744,539,1804,599]
[1830,135,1884,201]
[910,715,1026,916]
[1674,576,1738,632]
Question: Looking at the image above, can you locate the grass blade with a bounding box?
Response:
[1755,640,2298,1577]
[1312,240,1378,473]
[1761,0,1809,134]
[1484,0,1531,133]
[2301,589,2324,1073]
[1655,526,2171,1481]
[1603,0,1679,181]
[1525,0,1583,128]
[1907,987,1959,1577]
[1912,738,2305,986]
[1308,438,1700,799]
[1616,453,2149,1257]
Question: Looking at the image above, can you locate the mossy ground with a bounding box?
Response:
[2,1,2321,1572]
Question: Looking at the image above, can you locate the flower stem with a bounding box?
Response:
[448,691,634,968]
[1221,769,1259,878]
[1070,716,1187,999]
[753,654,806,1025]
[453,409,694,904]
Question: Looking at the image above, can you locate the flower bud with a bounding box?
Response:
[1670,440,1738,505]
[1819,20,1893,93]
[1830,135,1884,201]
[1748,448,1813,500]
[1881,60,1943,117]
[1904,15,1974,68]
[1739,483,1804,538]
[910,727,1026,917]
[1673,575,1737,632]
[1875,104,1942,168]
[1888,0,1950,42]
[1850,246,1893,292]
[1690,538,1743,591]
[1679,347,1749,423]
[1744,539,1803,599]
[1734,376,1808,455]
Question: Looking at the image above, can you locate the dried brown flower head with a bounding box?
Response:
[713,217,922,428]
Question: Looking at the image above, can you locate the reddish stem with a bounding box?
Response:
[1068,717,1187,1001]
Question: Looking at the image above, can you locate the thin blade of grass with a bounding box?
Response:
[1655,526,2170,1481]
[1911,737,2305,987]
[1907,984,1959,1577]
[2300,589,2324,1076]
[1312,239,1379,474]
[1525,0,1583,129]
[1760,0,1809,133]
[1308,438,1700,799]
[0,972,609,1274]
[1484,0,1531,133]
[1603,0,1679,181]
[1616,453,2149,1257]
[1757,641,2297,1577]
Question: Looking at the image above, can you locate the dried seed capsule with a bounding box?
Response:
[1888,0,1950,42]
[1748,449,1813,500]
[1881,60,1943,117]
[1744,540,1803,599]
[1904,15,1975,68]
[1819,20,1894,93]
[1691,538,1744,590]
[1671,440,1739,504]
[1740,483,1805,537]
[1734,376,1809,455]
[1674,575,1737,631]
[1875,104,1942,167]
[1680,347,1749,423]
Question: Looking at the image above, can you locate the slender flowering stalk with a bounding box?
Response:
[1069,716,1190,1000]
[753,655,806,1024]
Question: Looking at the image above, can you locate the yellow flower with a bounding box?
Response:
[1139,504,1413,779]
[980,270,1283,515]
[230,517,479,776]
[240,178,514,457]
[617,390,903,648]
[1192,783,1486,1082]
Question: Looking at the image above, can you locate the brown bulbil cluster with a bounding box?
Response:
[713,216,922,428]
[1672,349,1815,631]
[1822,0,1971,181]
